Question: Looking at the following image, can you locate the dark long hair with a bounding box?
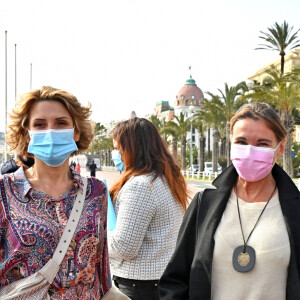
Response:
[110,117,188,210]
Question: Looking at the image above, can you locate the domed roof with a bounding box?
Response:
[175,76,204,108]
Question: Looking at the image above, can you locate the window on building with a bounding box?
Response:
[186,100,189,106]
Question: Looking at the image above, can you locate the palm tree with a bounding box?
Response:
[149,114,171,142]
[246,67,300,177]
[94,122,106,135]
[149,115,162,130]
[167,112,190,170]
[160,121,180,161]
[192,118,206,172]
[195,97,225,173]
[208,82,247,166]
[256,21,300,74]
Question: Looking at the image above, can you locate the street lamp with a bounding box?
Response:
[189,104,195,170]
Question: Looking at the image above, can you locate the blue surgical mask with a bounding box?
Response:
[28,128,78,167]
[111,150,125,172]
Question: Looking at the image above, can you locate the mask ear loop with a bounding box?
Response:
[274,140,282,151]
[272,140,282,166]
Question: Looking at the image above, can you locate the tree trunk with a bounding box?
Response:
[280,53,285,74]
[207,128,211,160]
[181,135,187,170]
[281,110,293,177]
[283,129,293,177]
[199,136,205,172]
[223,138,226,157]
[226,121,231,166]
[172,138,178,160]
[212,129,219,173]
[108,149,111,166]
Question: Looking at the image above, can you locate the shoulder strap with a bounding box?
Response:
[39,177,88,283]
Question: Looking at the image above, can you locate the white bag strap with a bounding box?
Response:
[39,177,87,283]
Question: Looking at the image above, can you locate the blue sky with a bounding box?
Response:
[0,0,299,130]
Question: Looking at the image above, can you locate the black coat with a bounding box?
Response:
[159,164,300,300]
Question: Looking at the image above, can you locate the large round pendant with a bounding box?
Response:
[232,245,256,272]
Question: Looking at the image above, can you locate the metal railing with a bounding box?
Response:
[183,171,300,190]
[181,170,220,181]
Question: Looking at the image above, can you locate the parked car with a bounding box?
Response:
[296,166,300,178]
[204,162,222,175]
[188,164,199,172]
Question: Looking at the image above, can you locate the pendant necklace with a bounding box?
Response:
[232,184,277,273]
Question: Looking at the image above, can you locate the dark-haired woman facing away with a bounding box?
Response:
[108,117,188,300]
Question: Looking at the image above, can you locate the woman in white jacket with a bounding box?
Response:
[108,117,188,300]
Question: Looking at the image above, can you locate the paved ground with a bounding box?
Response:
[80,168,213,199]
[80,168,122,188]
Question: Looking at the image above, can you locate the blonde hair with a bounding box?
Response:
[6,86,94,156]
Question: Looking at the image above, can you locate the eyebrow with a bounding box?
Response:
[257,138,273,143]
[33,117,70,121]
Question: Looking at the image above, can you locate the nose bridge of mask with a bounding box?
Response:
[28,129,76,156]
[231,144,274,164]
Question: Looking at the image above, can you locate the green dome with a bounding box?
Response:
[185,76,196,86]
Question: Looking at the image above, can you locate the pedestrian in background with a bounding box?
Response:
[0,86,111,299]
[70,160,76,170]
[159,102,300,300]
[90,160,97,177]
[1,155,34,174]
[108,117,188,300]
[75,162,81,173]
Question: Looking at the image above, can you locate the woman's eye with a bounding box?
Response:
[235,141,247,145]
[33,123,44,128]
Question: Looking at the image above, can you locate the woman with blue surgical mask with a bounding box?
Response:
[159,102,300,300]
[0,86,112,299]
[108,117,189,300]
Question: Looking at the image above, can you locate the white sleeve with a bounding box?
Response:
[107,177,156,260]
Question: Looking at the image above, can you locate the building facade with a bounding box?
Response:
[248,49,300,83]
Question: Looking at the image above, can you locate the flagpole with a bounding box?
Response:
[30,63,32,90]
[15,44,17,102]
[4,30,8,162]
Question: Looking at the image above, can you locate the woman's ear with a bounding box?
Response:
[275,138,286,159]
[74,128,80,142]
[26,131,30,144]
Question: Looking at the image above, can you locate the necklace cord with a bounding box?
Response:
[236,184,277,253]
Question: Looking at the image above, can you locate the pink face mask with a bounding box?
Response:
[231,143,280,182]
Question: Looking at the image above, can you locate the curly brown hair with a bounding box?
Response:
[6,86,94,157]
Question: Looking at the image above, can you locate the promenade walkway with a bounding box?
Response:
[80,168,205,199]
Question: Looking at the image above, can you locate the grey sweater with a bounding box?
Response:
[108,174,183,280]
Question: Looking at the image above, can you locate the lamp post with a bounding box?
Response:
[4,31,8,162]
[30,63,32,90]
[189,104,195,169]
[15,44,17,102]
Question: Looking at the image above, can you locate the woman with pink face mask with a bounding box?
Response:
[159,102,300,300]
